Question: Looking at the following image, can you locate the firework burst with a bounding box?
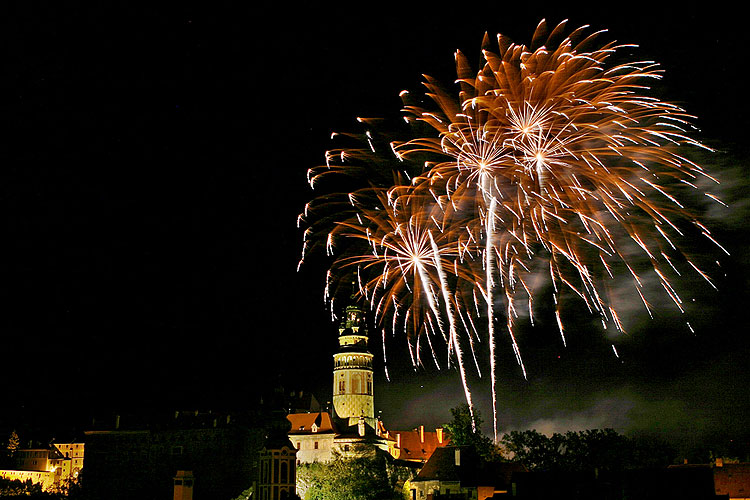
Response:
[299,19,725,441]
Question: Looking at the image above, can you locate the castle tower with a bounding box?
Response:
[332,302,375,428]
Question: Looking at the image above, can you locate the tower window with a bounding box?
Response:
[339,381,345,394]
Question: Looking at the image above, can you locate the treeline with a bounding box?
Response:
[500,428,676,471]
[0,477,76,499]
[0,477,84,499]
[446,404,678,471]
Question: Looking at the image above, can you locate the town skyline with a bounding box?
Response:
[1,3,747,462]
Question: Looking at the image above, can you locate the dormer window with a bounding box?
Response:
[311,423,318,433]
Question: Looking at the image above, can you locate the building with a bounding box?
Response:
[173,470,195,500]
[83,410,266,500]
[257,431,297,500]
[0,441,84,493]
[287,302,389,463]
[669,460,750,500]
[384,426,449,463]
[287,412,337,463]
[507,460,750,499]
[712,460,750,499]
[256,386,298,500]
[51,441,85,479]
[332,303,376,429]
[409,446,526,500]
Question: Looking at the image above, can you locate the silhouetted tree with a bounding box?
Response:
[443,404,502,463]
[5,431,19,459]
[500,430,561,470]
[500,428,677,471]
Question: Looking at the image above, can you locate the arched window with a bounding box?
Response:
[280,461,288,483]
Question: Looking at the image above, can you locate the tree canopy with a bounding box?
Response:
[297,449,413,500]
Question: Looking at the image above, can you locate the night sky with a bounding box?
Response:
[1,3,748,456]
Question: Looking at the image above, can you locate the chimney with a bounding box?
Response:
[455,448,461,466]
[396,433,401,449]
[420,425,424,443]
[115,415,120,430]
[173,470,195,500]
[436,428,443,444]
[358,417,366,437]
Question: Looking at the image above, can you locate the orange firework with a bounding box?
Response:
[299,19,725,441]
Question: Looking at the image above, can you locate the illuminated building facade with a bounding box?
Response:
[50,442,85,479]
[0,442,84,493]
[257,443,297,500]
[287,412,337,463]
[332,303,375,428]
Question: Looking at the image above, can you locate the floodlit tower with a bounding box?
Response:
[332,302,375,428]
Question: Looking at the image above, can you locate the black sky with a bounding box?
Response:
[1,3,748,455]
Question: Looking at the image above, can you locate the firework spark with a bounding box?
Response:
[299,19,724,441]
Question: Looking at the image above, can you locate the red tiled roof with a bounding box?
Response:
[287,412,336,434]
[388,427,449,462]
